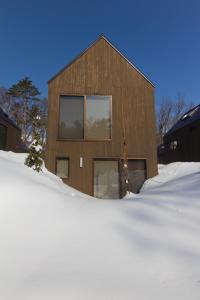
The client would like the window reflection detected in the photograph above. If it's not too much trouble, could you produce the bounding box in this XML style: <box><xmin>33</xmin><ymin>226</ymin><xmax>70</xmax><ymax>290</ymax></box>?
<box><xmin>58</xmin><ymin>95</ymin><xmax>111</xmax><ymax>140</ymax></box>
<box><xmin>94</xmin><ymin>160</ymin><xmax>119</xmax><ymax>199</ymax></box>
<box><xmin>86</xmin><ymin>96</ymin><xmax>111</xmax><ymax>139</ymax></box>
<box><xmin>59</xmin><ymin>96</ymin><xmax>84</xmax><ymax>139</ymax></box>
<box><xmin>128</xmin><ymin>160</ymin><xmax>146</xmax><ymax>193</ymax></box>
<box><xmin>56</xmin><ymin>158</ymin><xmax>69</xmax><ymax>179</ymax></box>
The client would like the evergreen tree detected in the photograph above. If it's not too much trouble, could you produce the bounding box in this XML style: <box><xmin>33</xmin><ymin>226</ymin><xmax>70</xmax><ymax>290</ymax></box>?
<box><xmin>0</xmin><ymin>86</ymin><xmax>15</xmax><ymax>116</ymax></box>
<box><xmin>25</xmin><ymin>106</ymin><xmax>43</xmax><ymax>172</ymax></box>
<box><xmin>8</xmin><ymin>77</ymin><xmax>40</xmax><ymax>144</ymax></box>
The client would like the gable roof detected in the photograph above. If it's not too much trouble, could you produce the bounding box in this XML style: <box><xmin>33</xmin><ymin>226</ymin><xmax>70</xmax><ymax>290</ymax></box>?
<box><xmin>48</xmin><ymin>34</ymin><xmax>155</xmax><ymax>87</ymax></box>
<box><xmin>165</xmin><ymin>104</ymin><xmax>200</xmax><ymax>136</ymax></box>
<box><xmin>0</xmin><ymin>107</ymin><xmax>21</xmax><ymax>130</ymax></box>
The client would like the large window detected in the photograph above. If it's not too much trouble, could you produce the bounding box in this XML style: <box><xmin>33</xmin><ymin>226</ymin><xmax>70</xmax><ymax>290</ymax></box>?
<box><xmin>56</xmin><ymin>158</ymin><xmax>69</xmax><ymax>179</ymax></box>
<box><xmin>0</xmin><ymin>124</ymin><xmax>7</xmax><ymax>150</ymax></box>
<box><xmin>58</xmin><ymin>95</ymin><xmax>111</xmax><ymax>140</ymax></box>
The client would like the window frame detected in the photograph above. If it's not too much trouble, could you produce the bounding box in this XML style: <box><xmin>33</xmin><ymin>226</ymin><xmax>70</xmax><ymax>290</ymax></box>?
<box><xmin>57</xmin><ymin>94</ymin><xmax>112</xmax><ymax>141</ymax></box>
<box><xmin>169</xmin><ymin>140</ymin><xmax>178</xmax><ymax>150</ymax></box>
<box><xmin>92</xmin><ymin>157</ymin><xmax>147</xmax><ymax>198</ymax></box>
<box><xmin>55</xmin><ymin>157</ymin><xmax>70</xmax><ymax>179</ymax></box>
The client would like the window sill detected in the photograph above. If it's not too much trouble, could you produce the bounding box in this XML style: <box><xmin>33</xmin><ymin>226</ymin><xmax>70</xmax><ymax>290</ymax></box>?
<box><xmin>56</xmin><ymin>139</ymin><xmax>112</xmax><ymax>142</ymax></box>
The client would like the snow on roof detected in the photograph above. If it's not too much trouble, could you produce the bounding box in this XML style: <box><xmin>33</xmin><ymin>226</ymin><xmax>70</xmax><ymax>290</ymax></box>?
<box><xmin>0</xmin><ymin>106</ymin><xmax>21</xmax><ymax>130</ymax></box>
<box><xmin>165</xmin><ymin>104</ymin><xmax>200</xmax><ymax>136</ymax></box>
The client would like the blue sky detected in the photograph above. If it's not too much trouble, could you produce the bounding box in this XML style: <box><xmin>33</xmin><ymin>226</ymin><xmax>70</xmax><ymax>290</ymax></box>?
<box><xmin>0</xmin><ymin>0</ymin><xmax>200</xmax><ymax>107</ymax></box>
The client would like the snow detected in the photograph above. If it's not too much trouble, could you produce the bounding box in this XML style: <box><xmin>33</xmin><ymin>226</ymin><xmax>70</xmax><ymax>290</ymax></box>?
<box><xmin>0</xmin><ymin>151</ymin><xmax>200</xmax><ymax>300</ymax></box>
<box><xmin>29</xmin><ymin>139</ymin><xmax>43</xmax><ymax>152</ymax></box>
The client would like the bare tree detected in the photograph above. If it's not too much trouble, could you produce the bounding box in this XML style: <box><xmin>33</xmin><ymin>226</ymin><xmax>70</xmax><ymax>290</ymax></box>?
<box><xmin>172</xmin><ymin>94</ymin><xmax>194</xmax><ymax>124</ymax></box>
<box><xmin>0</xmin><ymin>82</ymin><xmax>47</xmax><ymax>148</ymax></box>
<box><xmin>156</xmin><ymin>98</ymin><xmax>173</xmax><ymax>144</ymax></box>
<box><xmin>36</xmin><ymin>98</ymin><xmax>48</xmax><ymax>148</ymax></box>
<box><xmin>8</xmin><ymin>77</ymin><xmax>40</xmax><ymax>144</ymax></box>
<box><xmin>157</xmin><ymin>95</ymin><xmax>194</xmax><ymax>144</ymax></box>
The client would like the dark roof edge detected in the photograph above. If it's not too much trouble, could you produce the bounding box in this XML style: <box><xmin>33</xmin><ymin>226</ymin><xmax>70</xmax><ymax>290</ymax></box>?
<box><xmin>0</xmin><ymin>109</ymin><xmax>21</xmax><ymax>131</ymax></box>
<box><xmin>102</xmin><ymin>35</ymin><xmax>155</xmax><ymax>87</ymax></box>
<box><xmin>48</xmin><ymin>34</ymin><xmax>155</xmax><ymax>87</ymax></box>
<box><xmin>165</xmin><ymin>104</ymin><xmax>200</xmax><ymax>136</ymax></box>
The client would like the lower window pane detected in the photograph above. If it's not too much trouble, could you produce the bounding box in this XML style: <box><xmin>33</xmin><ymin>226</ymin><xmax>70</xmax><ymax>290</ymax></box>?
<box><xmin>85</xmin><ymin>96</ymin><xmax>111</xmax><ymax>139</ymax></box>
<box><xmin>56</xmin><ymin>158</ymin><xmax>69</xmax><ymax>179</ymax></box>
<box><xmin>128</xmin><ymin>160</ymin><xmax>146</xmax><ymax>193</ymax></box>
<box><xmin>59</xmin><ymin>96</ymin><xmax>84</xmax><ymax>139</ymax></box>
<box><xmin>94</xmin><ymin>160</ymin><xmax>119</xmax><ymax>199</ymax></box>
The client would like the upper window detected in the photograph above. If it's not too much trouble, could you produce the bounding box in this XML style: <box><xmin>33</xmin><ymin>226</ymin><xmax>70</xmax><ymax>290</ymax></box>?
<box><xmin>85</xmin><ymin>96</ymin><xmax>111</xmax><ymax>139</ymax></box>
<box><xmin>58</xmin><ymin>95</ymin><xmax>111</xmax><ymax>140</ymax></box>
<box><xmin>59</xmin><ymin>96</ymin><xmax>84</xmax><ymax>139</ymax></box>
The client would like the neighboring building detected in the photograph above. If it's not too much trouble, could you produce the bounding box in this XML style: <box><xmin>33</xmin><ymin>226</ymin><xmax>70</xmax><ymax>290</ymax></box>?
<box><xmin>0</xmin><ymin>107</ymin><xmax>23</xmax><ymax>152</ymax></box>
<box><xmin>46</xmin><ymin>35</ymin><xmax>157</xmax><ymax>199</ymax></box>
<box><xmin>161</xmin><ymin>104</ymin><xmax>200</xmax><ymax>163</ymax></box>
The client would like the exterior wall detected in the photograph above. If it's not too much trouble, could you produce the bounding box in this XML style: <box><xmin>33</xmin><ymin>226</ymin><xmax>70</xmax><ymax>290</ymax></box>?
<box><xmin>46</xmin><ymin>37</ymin><xmax>157</xmax><ymax>196</ymax></box>
<box><xmin>163</xmin><ymin>120</ymin><xmax>200</xmax><ymax>163</ymax></box>
<box><xmin>0</xmin><ymin>117</ymin><xmax>22</xmax><ymax>152</ymax></box>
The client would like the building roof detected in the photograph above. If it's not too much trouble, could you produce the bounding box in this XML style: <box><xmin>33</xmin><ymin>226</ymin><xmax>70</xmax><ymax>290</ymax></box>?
<box><xmin>48</xmin><ymin>34</ymin><xmax>155</xmax><ymax>87</ymax></box>
<box><xmin>0</xmin><ymin>107</ymin><xmax>21</xmax><ymax>130</ymax></box>
<box><xmin>165</xmin><ymin>104</ymin><xmax>200</xmax><ymax>136</ymax></box>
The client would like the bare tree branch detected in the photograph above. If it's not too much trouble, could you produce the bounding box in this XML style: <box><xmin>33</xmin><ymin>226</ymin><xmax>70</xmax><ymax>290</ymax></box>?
<box><xmin>156</xmin><ymin>95</ymin><xmax>194</xmax><ymax>144</ymax></box>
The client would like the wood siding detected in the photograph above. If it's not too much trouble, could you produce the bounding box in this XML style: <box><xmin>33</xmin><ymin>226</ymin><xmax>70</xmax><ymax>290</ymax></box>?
<box><xmin>0</xmin><ymin>117</ymin><xmax>22</xmax><ymax>152</ymax></box>
<box><xmin>46</xmin><ymin>37</ymin><xmax>157</xmax><ymax>196</ymax></box>
<box><xmin>162</xmin><ymin>120</ymin><xmax>200</xmax><ymax>163</ymax></box>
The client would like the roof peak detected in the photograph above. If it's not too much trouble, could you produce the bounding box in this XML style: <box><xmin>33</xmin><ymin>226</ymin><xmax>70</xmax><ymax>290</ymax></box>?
<box><xmin>99</xmin><ymin>33</ymin><xmax>105</xmax><ymax>38</ymax></box>
<box><xmin>48</xmin><ymin>35</ymin><xmax>155</xmax><ymax>87</ymax></box>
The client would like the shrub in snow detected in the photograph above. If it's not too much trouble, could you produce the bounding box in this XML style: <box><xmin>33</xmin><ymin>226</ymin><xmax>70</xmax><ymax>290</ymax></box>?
<box><xmin>25</xmin><ymin>134</ymin><xmax>43</xmax><ymax>172</ymax></box>
<box><xmin>25</xmin><ymin>112</ymin><xmax>43</xmax><ymax>172</ymax></box>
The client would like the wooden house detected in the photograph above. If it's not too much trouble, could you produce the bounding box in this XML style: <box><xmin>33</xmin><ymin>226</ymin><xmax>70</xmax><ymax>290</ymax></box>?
<box><xmin>0</xmin><ymin>107</ymin><xmax>23</xmax><ymax>152</ymax></box>
<box><xmin>46</xmin><ymin>35</ymin><xmax>157</xmax><ymax>198</ymax></box>
<box><xmin>161</xmin><ymin>104</ymin><xmax>200</xmax><ymax>163</ymax></box>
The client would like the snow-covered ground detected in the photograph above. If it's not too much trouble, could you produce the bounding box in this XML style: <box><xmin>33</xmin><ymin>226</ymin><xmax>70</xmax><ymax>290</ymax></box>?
<box><xmin>0</xmin><ymin>151</ymin><xmax>200</xmax><ymax>300</ymax></box>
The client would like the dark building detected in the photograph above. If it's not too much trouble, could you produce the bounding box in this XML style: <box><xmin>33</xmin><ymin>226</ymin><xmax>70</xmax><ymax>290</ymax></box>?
<box><xmin>0</xmin><ymin>107</ymin><xmax>24</xmax><ymax>152</ymax></box>
<box><xmin>46</xmin><ymin>35</ymin><xmax>157</xmax><ymax>198</ymax></box>
<box><xmin>160</xmin><ymin>104</ymin><xmax>200</xmax><ymax>163</ymax></box>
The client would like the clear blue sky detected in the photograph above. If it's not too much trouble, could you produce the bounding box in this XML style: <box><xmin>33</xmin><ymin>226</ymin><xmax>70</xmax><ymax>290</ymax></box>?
<box><xmin>1</xmin><ymin>0</ymin><xmax>200</xmax><ymax>107</ymax></box>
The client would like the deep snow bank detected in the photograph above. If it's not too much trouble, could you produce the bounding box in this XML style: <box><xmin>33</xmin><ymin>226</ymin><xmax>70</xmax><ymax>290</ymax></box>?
<box><xmin>0</xmin><ymin>151</ymin><xmax>200</xmax><ymax>300</ymax></box>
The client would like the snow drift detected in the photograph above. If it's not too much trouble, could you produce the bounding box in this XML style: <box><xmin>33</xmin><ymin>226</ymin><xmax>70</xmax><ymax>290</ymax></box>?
<box><xmin>0</xmin><ymin>151</ymin><xmax>200</xmax><ymax>300</ymax></box>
